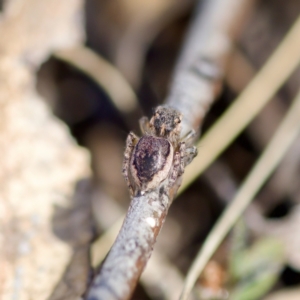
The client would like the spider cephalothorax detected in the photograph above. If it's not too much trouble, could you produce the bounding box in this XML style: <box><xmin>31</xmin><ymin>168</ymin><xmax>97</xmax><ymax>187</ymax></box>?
<box><xmin>123</xmin><ymin>106</ymin><xmax>197</xmax><ymax>196</ymax></box>
<box><xmin>149</xmin><ymin>106</ymin><xmax>182</xmax><ymax>142</ymax></box>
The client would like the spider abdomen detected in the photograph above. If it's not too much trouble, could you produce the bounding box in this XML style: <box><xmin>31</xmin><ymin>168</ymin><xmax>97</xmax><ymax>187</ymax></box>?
<box><xmin>130</xmin><ymin>136</ymin><xmax>174</xmax><ymax>193</ymax></box>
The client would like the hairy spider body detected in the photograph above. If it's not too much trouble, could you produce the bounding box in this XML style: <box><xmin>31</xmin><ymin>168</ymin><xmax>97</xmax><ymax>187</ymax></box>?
<box><xmin>123</xmin><ymin>106</ymin><xmax>197</xmax><ymax>196</ymax></box>
<box><xmin>130</xmin><ymin>136</ymin><xmax>174</xmax><ymax>193</ymax></box>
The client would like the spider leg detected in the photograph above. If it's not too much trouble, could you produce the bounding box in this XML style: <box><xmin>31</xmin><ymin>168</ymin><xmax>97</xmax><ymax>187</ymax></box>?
<box><xmin>179</xmin><ymin>142</ymin><xmax>185</xmax><ymax>175</ymax></box>
<box><xmin>184</xmin><ymin>146</ymin><xmax>198</xmax><ymax>166</ymax></box>
<box><xmin>169</xmin><ymin>142</ymin><xmax>185</xmax><ymax>188</ymax></box>
<box><xmin>181</xmin><ymin>129</ymin><xmax>197</xmax><ymax>146</ymax></box>
<box><xmin>122</xmin><ymin>132</ymin><xmax>139</xmax><ymax>195</ymax></box>
<box><xmin>139</xmin><ymin>116</ymin><xmax>151</xmax><ymax>135</ymax></box>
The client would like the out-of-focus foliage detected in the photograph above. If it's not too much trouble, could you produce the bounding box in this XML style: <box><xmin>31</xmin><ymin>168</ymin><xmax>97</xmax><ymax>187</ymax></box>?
<box><xmin>229</xmin><ymin>221</ymin><xmax>285</xmax><ymax>300</ymax></box>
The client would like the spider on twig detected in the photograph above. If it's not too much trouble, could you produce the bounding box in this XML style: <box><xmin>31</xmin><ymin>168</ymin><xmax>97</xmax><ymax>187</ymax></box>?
<box><xmin>122</xmin><ymin>106</ymin><xmax>197</xmax><ymax>196</ymax></box>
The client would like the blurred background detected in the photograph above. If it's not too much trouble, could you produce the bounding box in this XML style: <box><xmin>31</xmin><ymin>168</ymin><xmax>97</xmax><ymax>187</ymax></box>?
<box><xmin>2</xmin><ymin>0</ymin><xmax>300</xmax><ymax>299</ymax></box>
<box><xmin>37</xmin><ymin>0</ymin><xmax>300</xmax><ymax>299</ymax></box>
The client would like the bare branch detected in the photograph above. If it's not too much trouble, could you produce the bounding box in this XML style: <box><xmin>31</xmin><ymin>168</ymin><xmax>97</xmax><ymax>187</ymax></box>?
<box><xmin>90</xmin><ymin>189</ymin><xmax>186</xmax><ymax>300</ymax></box>
<box><xmin>86</xmin><ymin>185</ymin><xmax>179</xmax><ymax>300</ymax></box>
<box><xmin>166</xmin><ymin>0</ymin><xmax>254</xmax><ymax>135</ymax></box>
<box><xmin>179</xmin><ymin>13</ymin><xmax>300</xmax><ymax>194</ymax></box>
<box><xmin>86</xmin><ymin>0</ymin><xmax>253</xmax><ymax>299</ymax></box>
<box><xmin>180</xmin><ymin>15</ymin><xmax>300</xmax><ymax>299</ymax></box>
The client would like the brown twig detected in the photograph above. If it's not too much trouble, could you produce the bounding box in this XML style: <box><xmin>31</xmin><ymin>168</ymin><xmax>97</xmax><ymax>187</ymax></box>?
<box><xmin>86</xmin><ymin>187</ymin><xmax>179</xmax><ymax>300</ymax></box>
<box><xmin>166</xmin><ymin>0</ymin><xmax>254</xmax><ymax>135</ymax></box>
<box><xmin>86</xmin><ymin>0</ymin><xmax>253</xmax><ymax>299</ymax></box>
<box><xmin>90</xmin><ymin>189</ymin><xmax>187</xmax><ymax>300</ymax></box>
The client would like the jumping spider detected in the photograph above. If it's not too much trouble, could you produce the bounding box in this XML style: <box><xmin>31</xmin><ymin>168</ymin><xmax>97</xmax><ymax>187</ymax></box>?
<box><xmin>122</xmin><ymin>106</ymin><xmax>197</xmax><ymax>196</ymax></box>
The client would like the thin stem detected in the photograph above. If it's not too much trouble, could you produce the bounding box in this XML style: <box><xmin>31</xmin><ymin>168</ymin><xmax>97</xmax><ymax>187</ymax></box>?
<box><xmin>179</xmin><ymin>14</ymin><xmax>300</xmax><ymax>194</ymax></box>
<box><xmin>86</xmin><ymin>0</ymin><xmax>253</xmax><ymax>298</ymax></box>
<box><xmin>166</xmin><ymin>0</ymin><xmax>254</xmax><ymax>135</ymax></box>
<box><xmin>54</xmin><ymin>46</ymin><xmax>140</xmax><ymax>129</ymax></box>
<box><xmin>180</xmin><ymin>84</ymin><xmax>300</xmax><ymax>300</ymax></box>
